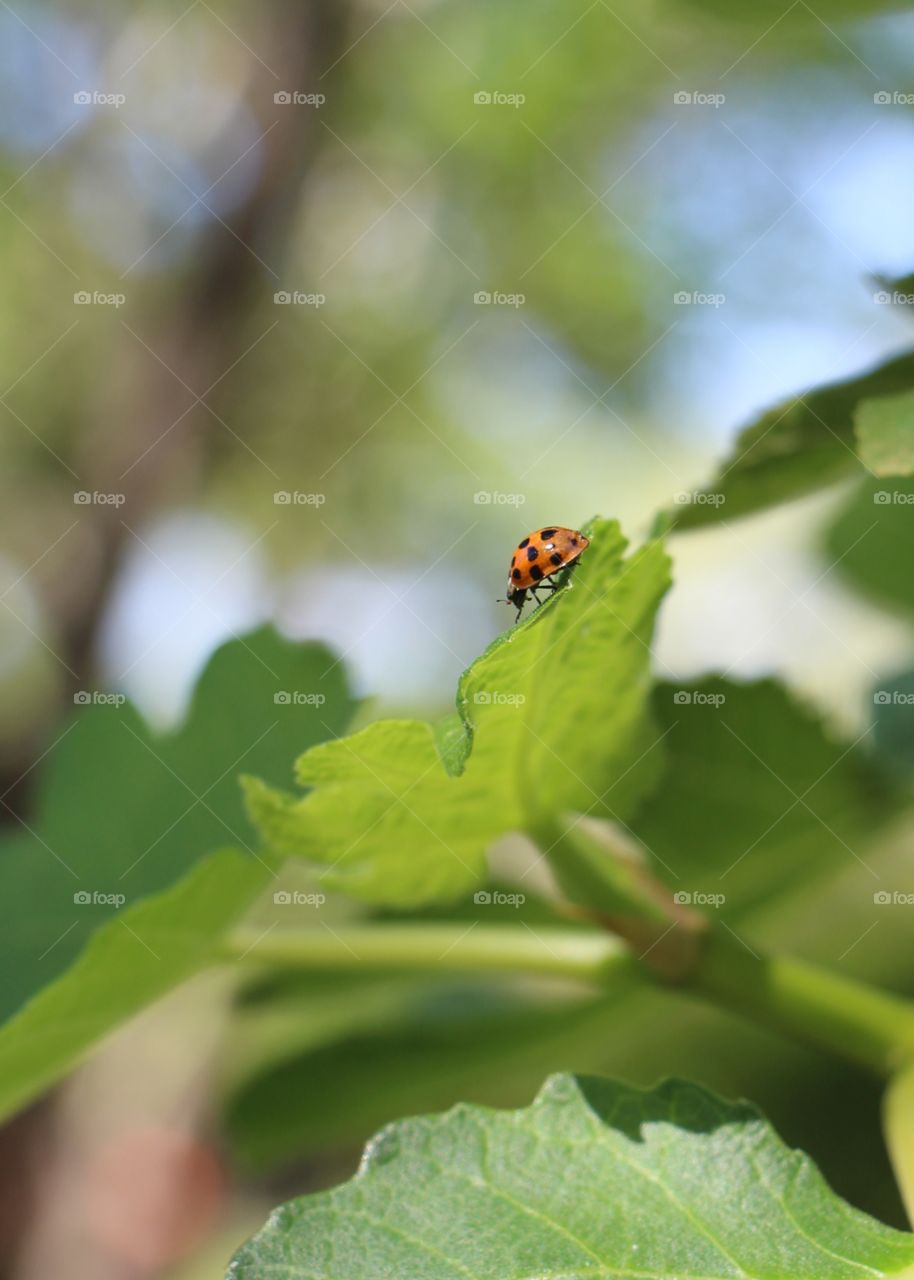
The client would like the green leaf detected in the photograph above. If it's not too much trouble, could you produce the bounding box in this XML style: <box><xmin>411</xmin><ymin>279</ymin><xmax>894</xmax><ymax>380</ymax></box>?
<box><xmin>0</xmin><ymin>627</ymin><xmax>356</xmax><ymax>1020</ymax></box>
<box><xmin>226</xmin><ymin>1073</ymin><xmax>914</xmax><ymax>1280</ymax></box>
<box><xmin>825</xmin><ymin>476</ymin><xmax>914</xmax><ymax>614</ymax></box>
<box><xmin>242</xmin><ymin>719</ymin><xmax>497</xmax><ymax>905</ymax></box>
<box><xmin>872</xmin><ymin>671</ymin><xmax>914</xmax><ymax>777</ymax></box>
<box><xmin>228</xmin><ymin>674</ymin><xmax>906</xmax><ymax>1173</ymax></box>
<box><xmin>458</xmin><ymin>530</ymin><xmax>671</xmax><ymax>823</ymax></box>
<box><xmin>245</xmin><ymin>520</ymin><xmax>672</xmax><ymax>906</ymax></box>
<box><xmin>0</xmin><ymin>848</ymin><xmax>270</xmax><ymax>1122</ymax></box>
<box><xmin>856</xmin><ymin>390</ymin><xmax>914</xmax><ymax>477</ymax></box>
<box><xmin>0</xmin><ymin>628</ymin><xmax>357</xmax><ymax>1117</ymax></box>
<box><xmin>630</xmin><ymin>678</ymin><xmax>897</xmax><ymax>916</ymax></box>
<box><xmin>673</xmin><ymin>350</ymin><xmax>914</xmax><ymax>529</ymax></box>
<box><xmin>224</xmin><ymin>987</ymin><xmax>624</xmax><ymax>1168</ymax></box>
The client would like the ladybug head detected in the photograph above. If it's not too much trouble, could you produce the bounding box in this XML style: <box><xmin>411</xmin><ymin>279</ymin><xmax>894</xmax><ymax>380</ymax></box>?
<box><xmin>504</xmin><ymin>585</ymin><xmax>527</xmax><ymax>618</ymax></box>
<box><xmin>496</xmin><ymin>586</ymin><xmax>528</xmax><ymax>624</ymax></box>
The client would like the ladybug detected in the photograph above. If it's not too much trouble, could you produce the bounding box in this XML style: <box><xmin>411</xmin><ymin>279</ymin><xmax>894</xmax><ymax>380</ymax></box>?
<box><xmin>502</xmin><ymin>526</ymin><xmax>590</xmax><ymax>622</ymax></box>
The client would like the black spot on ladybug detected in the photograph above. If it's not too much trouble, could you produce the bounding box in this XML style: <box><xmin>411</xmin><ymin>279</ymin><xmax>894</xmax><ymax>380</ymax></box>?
<box><xmin>526</xmin><ymin>546</ymin><xmax>539</xmax><ymax>562</ymax></box>
<box><xmin>518</xmin><ymin>537</ymin><xmax>530</xmax><ymax>549</ymax></box>
<box><xmin>571</xmin><ymin>537</ymin><xmax>578</xmax><ymax>546</ymax></box>
<box><xmin>530</xmin><ymin>565</ymin><xmax>544</xmax><ymax>581</ymax></box>
<box><xmin>540</xmin><ymin>528</ymin><xmax>556</xmax><ymax>540</ymax></box>
<box><xmin>550</xmin><ymin>552</ymin><xmax>563</xmax><ymax>565</ymax></box>
<box><xmin>511</xmin><ymin>568</ymin><xmax>521</xmax><ymax>581</ymax></box>
<box><xmin>510</xmin><ymin>555</ymin><xmax>516</xmax><ymax>567</ymax></box>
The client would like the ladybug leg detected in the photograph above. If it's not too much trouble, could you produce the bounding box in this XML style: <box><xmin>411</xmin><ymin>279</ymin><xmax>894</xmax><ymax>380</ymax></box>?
<box><xmin>530</xmin><ymin>582</ymin><xmax>559</xmax><ymax>611</ymax></box>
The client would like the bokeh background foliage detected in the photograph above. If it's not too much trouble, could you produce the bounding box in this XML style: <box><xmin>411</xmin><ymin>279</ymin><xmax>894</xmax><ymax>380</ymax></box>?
<box><xmin>6</xmin><ymin>0</ymin><xmax>914</xmax><ymax>1275</ymax></box>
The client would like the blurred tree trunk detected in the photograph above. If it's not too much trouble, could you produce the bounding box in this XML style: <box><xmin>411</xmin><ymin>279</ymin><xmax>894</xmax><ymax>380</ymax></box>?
<box><xmin>1</xmin><ymin>0</ymin><xmax>351</xmax><ymax>822</ymax></box>
<box><xmin>68</xmin><ymin>0</ymin><xmax>350</xmax><ymax>684</ymax></box>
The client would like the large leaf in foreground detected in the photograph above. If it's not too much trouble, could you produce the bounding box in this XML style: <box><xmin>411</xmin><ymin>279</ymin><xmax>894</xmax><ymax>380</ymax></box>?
<box><xmin>673</xmin><ymin>349</ymin><xmax>914</xmax><ymax>529</ymax></box>
<box><xmin>245</xmin><ymin>520</ymin><xmax>671</xmax><ymax>905</ymax></box>
<box><xmin>0</xmin><ymin>849</ymin><xmax>269</xmax><ymax>1121</ymax></box>
<box><xmin>227</xmin><ymin>1073</ymin><xmax>914</xmax><ymax>1280</ymax></box>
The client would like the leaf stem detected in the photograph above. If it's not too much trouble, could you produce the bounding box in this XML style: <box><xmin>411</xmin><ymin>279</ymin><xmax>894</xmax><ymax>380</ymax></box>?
<box><xmin>224</xmin><ymin>922</ymin><xmax>638</xmax><ymax>985</ymax></box>
<box><xmin>533</xmin><ymin>817</ymin><xmax>914</xmax><ymax>1075</ymax></box>
<box><xmin>689</xmin><ymin>928</ymin><xmax>914</xmax><ymax>1078</ymax></box>
<box><xmin>225</xmin><ymin>917</ymin><xmax>914</xmax><ymax>1078</ymax></box>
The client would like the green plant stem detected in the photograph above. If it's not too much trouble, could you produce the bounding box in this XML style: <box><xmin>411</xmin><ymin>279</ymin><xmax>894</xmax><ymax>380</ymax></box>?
<box><xmin>225</xmin><ymin>918</ymin><xmax>914</xmax><ymax>1078</ymax></box>
<box><xmin>224</xmin><ymin>922</ymin><xmax>638</xmax><ymax>984</ymax></box>
<box><xmin>884</xmin><ymin>1064</ymin><xmax>914</xmax><ymax>1227</ymax></box>
<box><xmin>534</xmin><ymin>816</ymin><xmax>914</xmax><ymax>1074</ymax></box>
<box><xmin>690</xmin><ymin>928</ymin><xmax>914</xmax><ymax>1078</ymax></box>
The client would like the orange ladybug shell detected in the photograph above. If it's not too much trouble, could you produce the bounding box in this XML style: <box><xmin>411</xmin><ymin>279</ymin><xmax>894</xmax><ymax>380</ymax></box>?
<box><xmin>508</xmin><ymin>527</ymin><xmax>589</xmax><ymax>591</ymax></box>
